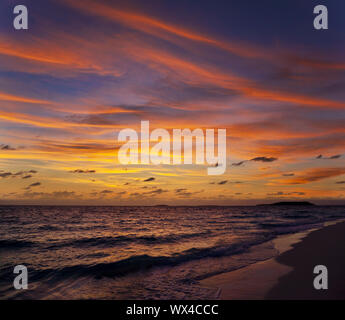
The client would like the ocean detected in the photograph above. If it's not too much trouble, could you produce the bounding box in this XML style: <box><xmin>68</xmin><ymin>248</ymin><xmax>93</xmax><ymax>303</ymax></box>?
<box><xmin>0</xmin><ymin>205</ymin><xmax>344</xmax><ymax>299</ymax></box>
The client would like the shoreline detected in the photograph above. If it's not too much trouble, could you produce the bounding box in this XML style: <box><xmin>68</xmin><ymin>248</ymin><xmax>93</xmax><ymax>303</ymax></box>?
<box><xmin>200</xmin><ymin>219</ymin><xmax>345</xmax><ymax>300</ymax></box>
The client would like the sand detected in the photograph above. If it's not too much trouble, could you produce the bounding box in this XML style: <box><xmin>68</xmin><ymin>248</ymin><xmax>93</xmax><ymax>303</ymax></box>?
<box><xmin>200</xmin><ymin>220</ymin><xmax>345</xmax><ymax>300</ymax></box>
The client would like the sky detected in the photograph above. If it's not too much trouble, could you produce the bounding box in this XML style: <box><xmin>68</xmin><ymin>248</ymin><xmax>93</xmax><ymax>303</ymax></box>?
<box><xmin>0</xmin><ymin>0</ymin><xmax>344</xmax><ymax>205</ymax></box>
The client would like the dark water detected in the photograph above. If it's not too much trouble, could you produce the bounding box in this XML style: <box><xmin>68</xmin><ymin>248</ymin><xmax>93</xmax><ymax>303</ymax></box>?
<box><xmin>0</xmin><ymin>205</ymin><xmax>344</xmax><ymax>299</ymax></box>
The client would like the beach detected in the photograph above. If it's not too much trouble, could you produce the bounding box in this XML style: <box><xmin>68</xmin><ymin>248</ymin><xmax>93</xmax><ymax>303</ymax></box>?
<box><xmin>200</xmin><ymin>220</ymin><xmax>345</xmax><ymax>300</ymax></box>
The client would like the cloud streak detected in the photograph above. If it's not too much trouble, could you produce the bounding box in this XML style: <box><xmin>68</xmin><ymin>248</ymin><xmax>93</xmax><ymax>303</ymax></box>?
<box><xmin>283</xmin><ymin>168</ymin><xmax>345</xmax><ymax>185</ymax></box>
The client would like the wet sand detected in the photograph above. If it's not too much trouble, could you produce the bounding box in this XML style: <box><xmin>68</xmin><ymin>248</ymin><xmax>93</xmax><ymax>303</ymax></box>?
<box><xmin>200</xmin><ymin>220</ymin><xmax>345</xmax><ymax>300</ymax></box>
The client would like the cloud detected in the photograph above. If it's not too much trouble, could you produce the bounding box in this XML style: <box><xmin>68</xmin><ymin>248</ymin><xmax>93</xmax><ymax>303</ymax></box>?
<box><xmin>316</xmin><ymin>154</ymin><xmax>342</xmax><ymax>160</ymax></box>
<box><xmin>0</xmin><ymin>172</ymin><xmax>12</xmax><ymax>178</ymax></box>
<box><xmin>282</xmin><ymin>173</ymin><xmax>294</xmax><ymax>176</ymax></box>
<box><xmin>175</xmin><ymin>189</ymin><xmax>204</xmax><ymax>198</ymax></box>
<box><xmin>253</xmin><ymin>133</ymin><xmax>345</xmax><ymax>158</ymax></box>
<box><xmin>144</xmin><ymin>188</ymin><xmax>167</xmax><ymax>195</ymax></box>
<box><xmin>211</xmin><ymin>180</ymin><xmax>242</xmax><ymax>184</ymax></box>
<box><xmin>329</xmin><ymin>155</ymin><xmax>342</xmax><ymax>159</ymax></box>
<box><xmin>284</xmin><ymin>168</ymin><xmax>345</xmax><ymax>185</ymax></box>
<box><xmin>21</xmin><ymin>191</ymin><xmax>77</xmax><ymax>199</ymax></box>
<box><xmin>100</xmin><ymin>190</ymin><xmax>113</xmax><ymax>194</ymax></box>
<box><xmin>232</xmin><ymin>156</ymin><xmax>277</xmax><ymax>167</ymax></box>
<box><xmin>267</xmin><ymin>191</ymin><xmax>284</xmax><ymax>196</ymax></box>
<box><xmin>25</xmin><ymin>182</ymin><xmax>41</xmax><ymax>190</ymax></box>
<box><xmin>232</xmin><ymin>161</ymin><xmax>245</xmax><ymax>166</ymax></box>
<box><xmin>52</xmin><ymin>191</ymin><xmax>76</xmax><ymax>198</ymax></box>
<box><xmin>1</xmin><ymin>144</ymin><xmax>16</xmax><ymax>150</ymax></box>
<box><xmin>335</xmin><ymin>181</ymin><xmax>345</xmax><ymax>184</ymax></box>
<box><xmin>29</xmin><ymin>182</ymin><xmax>41</xmax><ymax>187</ymax></box>
<box><xmin>143</xmin><ymin>177</ymin><xmax>155</xmax><ymax>182</ymax></box>
<box><xmin>0</xmin><ymin>170</ymin><xmax>37</xmax><ymax>179</ymax></box>
<box><xmin>289</xmin><ymin>57</ymin><xmax>345</xmax><ymax>71</ymax></box>
<box><xmin>13</xmin><ymin>171</ymin><xmax>24</xmax><ymax>176</ymax></box>
<box><xmin>128</xmin><ymin>188</ymin><xmax>168</xmax><ymax>197</ymax></box>
<box><xmin>267</xmin><ymin>191</ymin><xmax>305</xmax><ymax>196</ymax></box>
<box><xmin>89</xmin><ymin>190</ymin><xmax>115</xmax><ymax>196</ymax></box>
<box><xmin>64</xmin><ymin>0</ymin><xmax>271</xmax><ymax>61</ymax></box>
<box><xmin>70</xmin><ymin>169</ymin><xmax>96</xmax><ymax>173</ymax></box>
<box><xmin>250</xmin><ymin>156</ymin><xmax>278</xmax><ymax>163</ymax></box>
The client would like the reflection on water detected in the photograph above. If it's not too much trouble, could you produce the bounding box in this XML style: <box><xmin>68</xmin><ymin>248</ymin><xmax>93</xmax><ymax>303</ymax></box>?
<box><xmin>0</xmin><ymin>205</ymin><xmax>344</xmax><ymax>299</ymax></box>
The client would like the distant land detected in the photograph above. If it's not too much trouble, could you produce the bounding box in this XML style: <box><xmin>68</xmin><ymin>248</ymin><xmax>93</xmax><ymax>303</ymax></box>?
<box><xmin>257</xmin><ymin>201</ymin><xmax>316</xmax><ymax>206</ymax></box>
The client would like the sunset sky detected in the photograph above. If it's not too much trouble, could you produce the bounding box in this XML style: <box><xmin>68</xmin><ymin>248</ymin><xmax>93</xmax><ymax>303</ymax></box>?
<box><xmin>0</xmin><ymin>0</ymin><xmax>344</xmax><ymax>205</ymax></box>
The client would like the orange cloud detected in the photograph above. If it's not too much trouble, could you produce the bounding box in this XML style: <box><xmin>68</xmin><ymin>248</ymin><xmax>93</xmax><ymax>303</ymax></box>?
<box><xmin>283</xmin><ymin>167</ymin><xmax>345</xmax><ymax>185</ymax></box>
<box><xmin>0</xmin><ymin>33</ymin><xmax>124</xmax><ymax>77</ymax></box>
<box><xmin>291</xmin><ymin>57</ymin><xmax>345</xmax><ymax>71</ymax></box>
<box><xmin>0</xmin><ymin>110</ymin><xmax>128</xmax><ymax>131</ymax></box>
<box><xmin>122</xmin><ymin>42</ymin><xmax>345</xmax><ymax>110</ymax></box>
<box><xmin>63</xmin><ymin>0</ymin><xmax>271</xmax><ymax>60</ymax></box>
<box><xmin>241</xmin><ymin>87</ymin><xmax>345</xmax><ymax>109</ymax></box>
<box><xmin>0</xmin><ymin>92</ymin><xmax>51</xmax><ymax>105</ymax></box>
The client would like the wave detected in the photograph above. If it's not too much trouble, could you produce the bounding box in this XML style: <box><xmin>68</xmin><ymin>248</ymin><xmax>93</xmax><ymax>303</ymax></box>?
<box><xmin>46</xmin><ymin>231</ymin><xmax>211</xmax><ymax>249</ymax></box>
<box><xmin>24</xmin><ymin>235</ymin><xmax>274</xmax><ymax>281</ymax></box>
<box><xmin>38</xmin><ymin>225</ymin><xmax>60</xmax><ymax>231</ymax></box>
<box><xmin>259</xmin><ymin>220</ymin><xmax>317</xmax><ymax>228</ymax></box>
<box><xmin>0</xmin><ymin>239</ymin><xmax>35</xmax><ymax>249</ymax></box>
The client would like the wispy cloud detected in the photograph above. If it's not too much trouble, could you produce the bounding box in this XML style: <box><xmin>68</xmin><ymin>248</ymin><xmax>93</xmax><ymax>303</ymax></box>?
<box><xmin>232</xmin><ymin>161</ymin><xmax>245</xmax><ymax>166</ymax></box>
<box><xmin>0</xmin><ymin>170</ymin><xmax>37</xmax><ymax>179</ymax></box>
<box><xmin>25</xmin><ymin>182</ymin><xmax>41</xmax><ymax>190</ymax></box>
<box><xmin>316</xmin><ymin>154</ymin><xmax>342</xmax><ymax>160</ymax></box>
<box><xmin>0</xmin><ymin>144</ymin><xmax>16</xmax><ymax>150</ymax></box>
<box><xmin>283</xmin><ymin>168</ymin><xmax>345</xmax><ymax>185</ymax></box>
<box><xmin>250</xmin><ymin>156</ymin><xmax>278</xmax><ymax>163</ymax></box>
<box><xmin>267</xmin><ymin>191</ymin><xmax>305</xmax><ymax>196</ymax></box>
